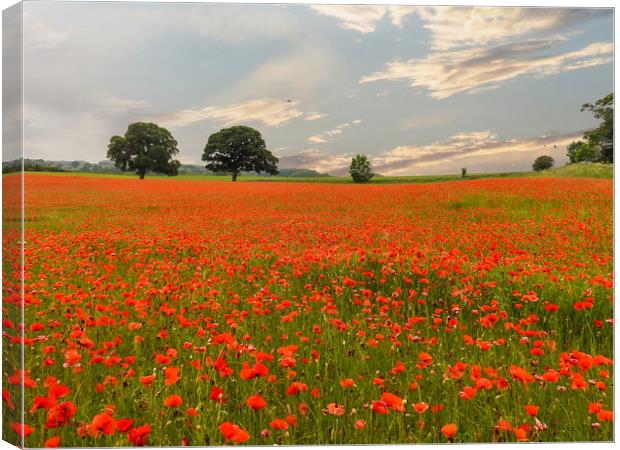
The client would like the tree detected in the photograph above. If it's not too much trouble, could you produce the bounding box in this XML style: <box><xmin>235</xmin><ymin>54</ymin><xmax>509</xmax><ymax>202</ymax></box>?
<box><xmin>567</xmin><ymin>93</ymin><xmax>613</xmax><ymax>163</ymax></box>
<box><xmin>567</xmin><ymin>141</ymin><xmax>600</xmax><ymax>163</ymax></box>
<box><xmin>581</xmin><ymin>93</ymin><xmax>613</xmax><ymax>162</ymax></box>
<box><xmin>349</xmin><ymin>154</ymin><xmax>374</xmax><ymax>183</ymax></box>
<box><xmin>107</xmin><ymin>122</ymin><xmax>180</xmax><ymax>179</ymax></box>
<box><xmin>532</xmin><ymin>155</ymin><xmax>554</xmax><ymax>171</ymax></box>
<box><xmin>202</xmin><ymin>126</ymin><xmax>278</xmax><ymax>181</ymax></box>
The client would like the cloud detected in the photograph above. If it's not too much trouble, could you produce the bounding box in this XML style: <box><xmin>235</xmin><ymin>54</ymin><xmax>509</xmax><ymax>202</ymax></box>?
<box><xmin>372</xmin><ymin>130</ymin><xmax>581</xmax><ymax>175</ymax></box>
<box><xmin>398</xmin><ymin>111</ymin><xmax>456</xmax><ymax>131</ymax></box>
<box><xmin>309</xmin><ymin>5</ymin><xmax>416</xmax><ymax>34</ymax></box>
<box><xmin>228</xmin><ymin>44</ymin><xmax>335</xmax><ymax>101</ymax></box>
<box><xmin>277</xmin><ymin>148</ymin><xmax>353</xmax><ymax>173</ymax></box>
<box><xmin>80</xmin><ymin>93</ymin><xmax>153</xmax><ymax>114</ymax></box>
<box><xmin>360</xmin><ymin>40</ymin><xmax>613</xmax><ymax>98</ymax></box>
<box><xmin>155</xmin><ymin>98</ymin><xmax>305</xmax><ymax>129</ymax></box>
<box><xmin>278</xmin><ymin>130</ymin><xmax>581</xmax><ymax>176</ymax></box>
<box><xmin>305</xmin><ymin>112</ymin><xmax>327</xmax><ymax>121</ymax></box>
<box><xmin>308</xmin><ymin>120</ymin><xmax>362</xmax><ymax>144</ymax></box>
<box><xmin>415</xmin><ymin>7</ymin><xmax>605</xmax><ymax>50</ymax></box>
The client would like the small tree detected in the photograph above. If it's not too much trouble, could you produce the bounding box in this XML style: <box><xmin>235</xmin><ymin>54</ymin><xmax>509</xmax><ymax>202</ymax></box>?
<box><xmin>107</xmin><ymin>122</ymin><xmax>180</xmax><ymax>179</ymax></box>
<box><xmin>532</xmin><ymin>155</ymin><xmax>554</xmax><ymax>171</ymax></box>
<box><xmin>349</xmin><ymin>154</ymin><xmax>374</xmax><ymax>183</ymax></box>
<box><xmin>202</xmin><ymin>126</ymin><xmax>278</xmax><ymax>181</ymax></box>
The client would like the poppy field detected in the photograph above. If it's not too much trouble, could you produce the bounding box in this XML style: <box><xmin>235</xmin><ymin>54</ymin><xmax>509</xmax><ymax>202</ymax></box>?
<box><xmin>2</xmin><ymin>173</ymin><xmax>614</xmax><ymax>446</ymax></box>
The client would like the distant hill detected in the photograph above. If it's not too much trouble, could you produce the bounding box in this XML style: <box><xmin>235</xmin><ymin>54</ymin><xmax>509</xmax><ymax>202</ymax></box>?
<box><xmin>2</xmin><ymin>158</ymin><xmax>330</xmax><ymax>178</ymax></box>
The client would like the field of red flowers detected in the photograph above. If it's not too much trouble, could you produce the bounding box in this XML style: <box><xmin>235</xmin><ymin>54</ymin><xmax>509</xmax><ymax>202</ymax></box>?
<box><xmin>2</xmin><ymin>173</ymin><xmax>613</xmax><ymax>446</ymax></box>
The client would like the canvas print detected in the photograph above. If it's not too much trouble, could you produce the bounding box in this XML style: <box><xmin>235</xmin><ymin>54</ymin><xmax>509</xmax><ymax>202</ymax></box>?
<box><xmin>1</xmin><ymin>2</ymin><xmax>614</xmax><ymax>447</ymax></box>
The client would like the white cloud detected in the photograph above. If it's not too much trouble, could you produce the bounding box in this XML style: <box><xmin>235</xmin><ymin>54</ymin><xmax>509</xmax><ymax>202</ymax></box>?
<box><xmin>308</xmin><ymin>120</ymin><xmax>362</xmax><ymax>144</ymax></box>
<box><xmin>309</xmin><ymin>5</ymin><xmax>416</xmax><ymax>34</ymax></box>
<box><xmin>156</xmin><ymin>98</ymin><xmax>305</xmax><ymax>129</ymax></box>
<box><xmin>305</xmin><ymin>112</ymin><xmax>327</xmax><ymax>121</ymax></box>
<box><xmin>415</xmin><ymin>7</ymin><xmax>600</xmax><ymax>50</ymax></box>
<box><xmin>360</xmin><ymin>40</ymin><xmax>613</xmax><ymax>98</ymax></box>
<box><xmin>80</xmin><ymin>93</ymin><xmax>153</xmax><ymax>114</ymax></box>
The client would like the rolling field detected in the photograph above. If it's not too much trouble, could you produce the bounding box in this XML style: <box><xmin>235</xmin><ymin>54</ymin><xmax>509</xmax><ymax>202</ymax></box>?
<box><xmin>2</xmin><ymin>172</ymin><xmax>613</xmax><ymax>446</ymax></box>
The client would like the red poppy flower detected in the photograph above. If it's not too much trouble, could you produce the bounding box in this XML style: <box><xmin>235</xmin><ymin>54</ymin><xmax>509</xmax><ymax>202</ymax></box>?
<box><xmin>246</xmin><ymin>394</ymin><xmax>267</xmax><ymax>411</ymax></box>
<box><xmin>270</xmin><ymin>418</ymin><xmax>289</xmax><ymax>430</ymax></box>
<box><xmin>413</xmin><ymin>402</ymin><xmax>429</xmax><ymax>414</ymax></box>
<box><xmin>128</xmin><ymin>424</ymin><xmax>152</xmax><ymax>446</ymax></box>
<box><xmin>164</xmin><ymin>367</ymin><xmax>180</xmax><ymax>386</ymax></box>
<box><xmin>524</xmin><ymin>405</ymin><xmax>539</xmax><ymax>416</ymax></box>
<box><xmin>440</xmin><ymin>423</ymin><xmax>457</xmax><ymax>439</ymax></box>
<box><xmin>44</xmin><ymin>436</ymin><xmax>61</xmax><ymax>448</ymax></box>
<box><xmin>219</xmin><ymin>422</ymin><xmax>250</xmax><ymax>444</ymax></box>
<box><xmin>164</xmin><ymin>395</ymin><xmax>183</xmax><ymax>408</ymax></box>
<box><xmin>91</xmin><ymin>413</ymin><xmax>116</xmax><ymax>435</ymax></box>
<box><xmin>11</xmin><ymin>423</ymin><xmax>34</xmax><ymax>437</ymax></box>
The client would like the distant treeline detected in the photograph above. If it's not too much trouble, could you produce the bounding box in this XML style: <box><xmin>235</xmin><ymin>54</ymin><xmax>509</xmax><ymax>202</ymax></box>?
<box><xmin>2</xmin><ymin>159</ymin><xmax>329</xmax><ymax>178</ymax></box>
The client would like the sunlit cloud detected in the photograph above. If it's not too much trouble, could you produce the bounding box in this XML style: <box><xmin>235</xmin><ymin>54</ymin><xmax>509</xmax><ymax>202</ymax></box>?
<box><xmin>277</xmin><ymin>148</ymin><xmax>353</xmax><ymax>174</ymax></box>
<box><xmin>279</xmin><ymin>130</ymin><xmax>582</xmax><ymax>176</ymax></box>
<box><xmin>415</xmin><ymin>7</ymin><xmax>603</xmax><ymax>50</ymax></box>
<box><xmin>360</xmin><ymin>40</ymin><xmax>613</xmax><ymax>98</ymax></box>
<box><xmin>372</xmin><ymin>130</ymin><xmax>582</xmax><ymax>175</ymax></box>
<box><xmin>305</xmin><ymin>112</ymin><xmax>327</xmax><ymax>121</ymax></box>
<box><xmin>80</xmin><ymin>93</ymin><xmax>153</xmax><ymax>114</ymax></box>
<box><xmin>309</xmin><ymin>5</ymin><xmax>416</xmax><ymax>34</ymax></box>
<box><xmin>308</xmin><ymin>119</ymin><xmax>362</xmax><ymax>144</ymax></box>
<box><xmin>156</xmin><ymin>98</ymin><xmax>305</xmax><ymax>129</ymax></box>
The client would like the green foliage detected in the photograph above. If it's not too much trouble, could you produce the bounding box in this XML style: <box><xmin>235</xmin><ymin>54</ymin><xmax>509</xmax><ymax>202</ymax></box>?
<box><xmin>567</xmin><ymin>141</ymin><xmax>601</xmax><ymax>163</ymax></box>
<box><xmin>202</xmin><ymin>125</ymin><xmax>278</xmax><ymax>181</ymax></box>
<box><xmin>277</xmin><ymin>168</ymin><xmax>329</xmax><ymax>177</ymax></box>
<box><xmin>3</xmin><ymin>159</ymin><xmax>68</xmax><ymax>173</ymax></box>
<box><xmin>537</xmin><ymin>162</ymin><xmax>613</xmax><ymax>179</ymax></box>
<box><xmin>349</xmin><ymin>154</ymin><xmax>374</xmax><ymax>183</ymax></box>
<box><xmin>568</xmin><ymin>93</ymin><xmax>613</xmax><ymax>163</ymax></box>
<box><xmin>532</xmin><ymin>155</ymin><xmax>554</xmax><ymax>171</ymax></box>
<box><xmin>107</xmin><ymin>122</ymin><xmax>181</xmax><ymax>179</ymax></box>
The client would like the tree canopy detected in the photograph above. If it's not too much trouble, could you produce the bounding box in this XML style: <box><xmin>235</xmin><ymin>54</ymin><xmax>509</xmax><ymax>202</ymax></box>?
<box><xmin>532</xmin><ymin>155</ymin><xmax>554</xmax><ymax>171</ymax></box>
<box><xmin>349</xmin><ymin>154</ymin><xmax>374</xmax><ymax>183</ymax></box>
<box><xmin>568</xmin><ymin>93</ymin><xmax>613</xmax><ymax>163</ymax></box>
<box><xmin>202</xmin><ymin>126</ymin><xmax>278</xmax><ymax>181</ymax></box>
<box><xmin>107</xmin><ymin>122</ymin><xmax>181</xmax><ymax>179</ymax></box>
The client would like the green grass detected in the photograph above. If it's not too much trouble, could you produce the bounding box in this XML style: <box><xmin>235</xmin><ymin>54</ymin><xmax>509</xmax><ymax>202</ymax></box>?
<box><xmin>537</xmin><ymin>162</ymin><xmax>613</xmax><ymax>179</ymax></box>
<box><xmin>14</xmin><ymin>162</ymin><xmax>613</xmax><ymax>183</ymax></box>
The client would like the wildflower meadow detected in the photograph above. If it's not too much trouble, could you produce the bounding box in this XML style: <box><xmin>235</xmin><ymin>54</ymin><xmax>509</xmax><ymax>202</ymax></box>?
<box><xmin>1</xmin><ymin>173</ymin><xmax>613</xmax><ymax>446</ymax></box>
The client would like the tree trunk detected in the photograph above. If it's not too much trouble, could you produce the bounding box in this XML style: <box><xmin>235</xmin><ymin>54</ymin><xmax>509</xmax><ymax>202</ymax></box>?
<box><xmin>139</xmin><ymin>172</ymin><xmax>145</xmax><ymax>179</ymax></box>
<box><xmin>232</xmin><ymin>171</ymin><xmax>238</xmax><ymax>182</ymax></box>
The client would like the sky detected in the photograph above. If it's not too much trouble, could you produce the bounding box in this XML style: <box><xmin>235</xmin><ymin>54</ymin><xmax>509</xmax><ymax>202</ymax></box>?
<box><xmin>5</xmin><ymin>3</ymin><xmax>614</xmax><ymax>175</ymax></box>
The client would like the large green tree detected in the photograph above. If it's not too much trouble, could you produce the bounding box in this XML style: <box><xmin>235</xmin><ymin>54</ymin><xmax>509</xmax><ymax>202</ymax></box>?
<box><xmin>107</xmin><ymin>122</ymin><xmax>181</xmax><ymax>179</ymax></box>
<box><xmin>202</xmin><ymin>126</ymin><xmax>278</xmax><ymax>181</ymax></box>
<box><xmin>581</xmin><ymin>93</ymin><xmax>613</xmax><ymax>162</ymax></box>
<box><xmin>567</xmin><ymin>141</ymin><xmax>600</xmax><ymax>163</ymax></box>
<box><xmin>567</xmin><ymin>93</ymin><xmax>613</xmax><ymax>163</ymax></box>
